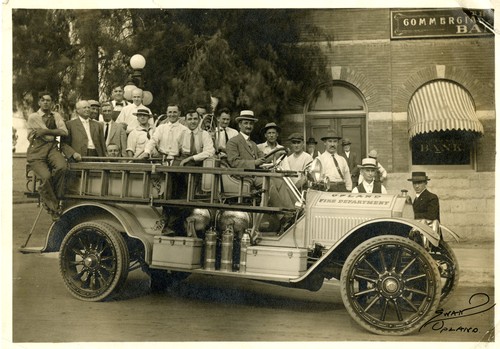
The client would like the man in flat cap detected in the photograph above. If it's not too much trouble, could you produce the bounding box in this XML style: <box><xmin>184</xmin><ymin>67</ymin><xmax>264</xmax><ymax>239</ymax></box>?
<box><xmin>339</xmin><ymin>138</ymin><xmax>359</xmax><ymax>187</ymax></box>
<box><xmin>281</xmin><ymin>133</ymin><xmax>313</xmax><ymax>189</ymax></box>
<box><xmin>257</xmin><ymin>122</ymin><xmax>281</xmax><ymax>155</ymax></box>
<box><xmin>408</xmin><ymin>172</ymin><xmax>440</xmax><ymax>221</ymax></box>
<box><xmin>317</xmin><ymin>130</ymin><xmax>352</xmax><ymax>192</ymax></box>
<box><xmin>351</xmin><ymin>158</ymin><xmax>387</xmax><ymax>193</ymax></box>
<box><xmin>88</xmin><ymin>100</ymin><xmax>100</xmax><ymax>120</ymax></box>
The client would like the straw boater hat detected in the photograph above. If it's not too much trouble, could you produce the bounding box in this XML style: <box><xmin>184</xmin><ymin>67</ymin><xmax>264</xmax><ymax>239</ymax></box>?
<box><xmin>357</xmin><ymin>158</ymin><xmax>377</xmax><ymax>169</ymax></box>
<box><xmin>320</xmin><ymin>130</ymin><xmax>342</xmax><ymax>141</ymax></box>
<box><xmin>261</xmin><ymin>122</ymin><xmax>281</xmax><ymax>134</ymax></box>
<box><xmin>407</xmin><ymin>171</ymin><xmax>431</xmax><ymax>182</ymax></box>
<box><xmin>235</xmin><ymin>110</ymin><xmax>258</xmax><ymax>122</ymax></box>
<box><xmin>133</xmin><ymin>108</ymin><xmax>152</xmax><ymax>117</ymax></box>
<box><xmin>306</xmin><ymin>137</ymin><xmax>317</xmax><ymax>145</ymax></box>
<box><xmin>342</xmin><ymin>138</ymin><xmax>352</xmax><ymax>146</ymax></box>
<box><xmin>288</xmin><ymin>133</ymin><xmax>304</xmax><ymax>142</ymax></box>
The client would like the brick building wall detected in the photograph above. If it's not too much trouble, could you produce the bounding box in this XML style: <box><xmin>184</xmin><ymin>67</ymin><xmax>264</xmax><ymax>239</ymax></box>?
<box><xmin>282</xmin><ymin>8</ymin><xmax>495</xmax><ymax>241</ymax></box>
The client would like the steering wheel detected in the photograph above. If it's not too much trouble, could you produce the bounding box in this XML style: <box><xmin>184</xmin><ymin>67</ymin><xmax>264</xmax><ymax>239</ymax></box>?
<box><xmin>260</xmin><ymin>146</ymin><xmax>288</xmax><ymax>170</ymax></box>
<box><xmin>263</xmin><ymin>146</ymin><xmax>287</xmax><ymax>160</ymax></box>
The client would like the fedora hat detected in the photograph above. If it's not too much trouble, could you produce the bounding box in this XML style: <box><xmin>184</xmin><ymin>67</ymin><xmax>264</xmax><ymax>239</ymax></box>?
<box><xmin>357</xmin><ymin>158</ymin><xmax>377</xmax><ymax>169</ymax></box>
<box><xmin>320</xmin><ymin>130</ymin><xmax>342</xmax><ymax>141</ymax></box>
<box><xmin>261</xmin><ymin>122</ymin><xmax>281</xmax><ymax>134</ymax></box>
<box><xmin>407</xmin><ymin>171</ymin><xmax>430</xmax><ymax>182</ymax></box>
<box><xmin>235</xmin><ymin>110</ymin><xmax>258</xmax><ymax>122</ymax></box>
<box><xmin>306</xmin><ymin>137</ymin><xmax>317</xmax><ymax>145</ymax></box>
<box><xmin>342</xmin><ymin>138</ymin><xmax>352</xmax><ymax>146</ymax></box>
<box><xmin>288</xmin><ymin>133</ymin><xmax>304</xmax><ymax>142</ymax></box>
<box><xmin>133</xmin><ymin>108</ymin><xmax>152</xmax><ymax>117</ymax></box>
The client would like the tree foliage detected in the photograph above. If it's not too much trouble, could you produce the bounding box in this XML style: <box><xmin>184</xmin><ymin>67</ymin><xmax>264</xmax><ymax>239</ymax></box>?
<box><xmin>13</xmin><ymin>9</ymin><xmax>330</xmax><ymax>122</ymax></box>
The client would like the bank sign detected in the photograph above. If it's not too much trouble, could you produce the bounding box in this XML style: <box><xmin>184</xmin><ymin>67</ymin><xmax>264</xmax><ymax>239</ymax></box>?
<box><xmin>391</xmin><ymin>8</ymin><xmax>494</xmax><ymax>39</ymax></box>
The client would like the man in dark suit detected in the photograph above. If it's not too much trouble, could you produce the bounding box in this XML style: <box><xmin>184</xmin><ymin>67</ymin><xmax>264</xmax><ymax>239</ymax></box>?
<box><xmin>62</xmin><ymin>100</ymin><xmax>106</xmax><ymax>161</ymax></box>
<box><xmin>226</xmin><ymin>110</ymin><xmax>295</xmax><ymax>210</ymax></box>
<box><xmin>101</xmin><ymin>102</ymin><xmax>127</xmax><ymax>157</ymax></box>
<box><xmin>408</xmin><ymin>171</ymin><xmax>440</xmax><ymax>221</ymax></box>
<box><xmin>339</xmin><ymin>138</ymin><xmax>359</xmax><ymax>187</ymax></box>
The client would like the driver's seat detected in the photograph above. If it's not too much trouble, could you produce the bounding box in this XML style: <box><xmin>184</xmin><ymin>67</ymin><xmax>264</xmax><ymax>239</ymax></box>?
<box><xmin>201</xmin><ymin>157</ymin><xmax>252</xmax><ymax>199</ymax></box>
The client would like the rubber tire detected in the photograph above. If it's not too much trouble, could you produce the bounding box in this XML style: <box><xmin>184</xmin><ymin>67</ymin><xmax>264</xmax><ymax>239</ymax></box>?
<box><xmin>430</xmin><ymin>240</ymin><xmax>459</xmax><ymax>306</ymax></box>
<box><xmin>59</xmin><ymin>221</ymin><xmax>129</xmax><ymax>301</ymax></box>
<box><xmin>340</xmin><ymin>235</ymin><xmax>442</xmax><ymax>335</ymax></box>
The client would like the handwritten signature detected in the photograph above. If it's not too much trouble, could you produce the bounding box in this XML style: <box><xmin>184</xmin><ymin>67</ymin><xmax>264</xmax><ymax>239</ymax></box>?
<box><xmin>420</xmin><ymin>292</ymin><xmax>495</xmax><ymax>333</ymax></box>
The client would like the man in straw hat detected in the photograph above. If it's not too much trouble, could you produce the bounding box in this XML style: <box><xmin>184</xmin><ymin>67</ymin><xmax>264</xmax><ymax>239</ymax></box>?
<box><xmin>407</xmin><ymin>172</ymin><xmax>440</xmax><ymax>221</ymax></box>
<box><xmin>351</xmin><ymin>158</ymin><xmax>387</xmax><ymax>193</ymax></box>
<box><xmin>317</xmin><ymin>130</ymin><xmax>352</xmax><ymax>192</ymax></box>
<box><xmin>226</xmin><ymin>110</ymin><xmax>295</xmax><ymax>209</ymax></box>
<box><xmin>358</xmin><ymin>149</ymin><xmax>387</xmax><ymax>185</ymax></box>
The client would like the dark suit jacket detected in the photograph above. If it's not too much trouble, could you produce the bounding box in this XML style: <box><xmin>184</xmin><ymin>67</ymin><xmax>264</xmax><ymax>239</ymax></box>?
<box><xmin>62</xmin><ymin>118</ymin><xmax>106</xmax><ymax>158</ymax></box>
<box><xmin>226</xmin><ymin>133</ymin><xmax>264</xmax><ymax>169</ymax></box>
<box><xmin>105</xmin><ymin>121</ymin><xmax>127</xmax><ymax>157</ymax></box>
<box><xmin>413</xmin><ymin>189</ymin><xmax>440</xmax><ymax>221</ymax></box>
<box><xmin>340</xmin><ymin>150</ymin><xmax>359</xmax><ymax>178</ymax></box>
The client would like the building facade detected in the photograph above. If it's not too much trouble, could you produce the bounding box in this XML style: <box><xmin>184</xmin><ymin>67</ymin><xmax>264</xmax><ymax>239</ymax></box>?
<box><xmin>281</xmin><ymin>8</ymin><xmax>495</xmax><ymax>241</ymax></box>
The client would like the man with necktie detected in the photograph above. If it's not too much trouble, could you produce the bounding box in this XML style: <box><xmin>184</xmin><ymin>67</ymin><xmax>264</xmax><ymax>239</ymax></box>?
<box><xmin>101</xmin><ymin>102</ymin><xmax>127</xmax><ymax>157</ymax></box>
<box><xmin>176</xmin><ymin>110</ymin><xmax>215</xmax><ymax>167</ymax></box>
<box><xmin>126</xmin><ymin>109</ymin><xmax>156</xmax><ymax>158</ymax></box>
<box><xmin>61</xmin><ymin>100</ymin><xmax>106</xmax><ymax>160</ymax></box>
<box><xmin>317</xmin><ymin>130</ymin><xmax>352</xmax><ymax>192</ymax></box>
<box><xmin>26</xmin><ymin>91</ymin><xmax>68</xmax><ymax>220</ymax></box>
<box><xmin>215</xmin><ymin>108</ymin><xmax>238</xmax><ymax>156</ymax></box>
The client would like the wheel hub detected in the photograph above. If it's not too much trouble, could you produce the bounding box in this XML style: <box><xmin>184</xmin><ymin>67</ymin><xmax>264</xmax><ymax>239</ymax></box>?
<box><xmin>378</xmin><ymin>273</ymin><xmax>403</xmax><ymax>298</ymax></box>
<box><xmin>382</xmin><ymin>277</ymin><xmax>399</xmax><ymax>293</ymax></box>
<box><xmin>83</xmin><ymin>254</ymin><xmax>99</xmax><ymax>269</ymax></box>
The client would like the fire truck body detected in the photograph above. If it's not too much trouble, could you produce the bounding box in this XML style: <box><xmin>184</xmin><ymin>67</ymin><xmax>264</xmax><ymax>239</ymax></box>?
<box><xmin>24</xmin><ymin>157</ymin><xmax>458</xmax><ymax>336</ymax></box>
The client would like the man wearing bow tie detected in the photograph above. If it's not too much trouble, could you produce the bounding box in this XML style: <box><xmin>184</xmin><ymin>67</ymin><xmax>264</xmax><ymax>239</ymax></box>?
<box><xmin>110</xmin><ymin>85</ymin><xmax>129</xmax><ymax>111</ymax></box>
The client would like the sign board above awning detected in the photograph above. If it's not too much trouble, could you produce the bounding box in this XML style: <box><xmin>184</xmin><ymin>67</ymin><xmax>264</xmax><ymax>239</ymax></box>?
<box><xmin>408</xmin><ymin>80</ymin><xmax>484</xmax><ymax>138</ymax></box>
<box><xmin>391</xmin><ymin>8</ymin><xmax>494</xmax><ymax>39</ymax></box>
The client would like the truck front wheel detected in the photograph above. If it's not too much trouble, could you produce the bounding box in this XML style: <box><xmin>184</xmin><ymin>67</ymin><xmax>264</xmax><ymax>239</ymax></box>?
<box><xmin>340</xmin><ymin>235</ymin><xmax>441</xmax><ymax>335</ymax></box>
<box><xmin>59</xmin><ymin>221</ymin><xmax>129</xmax><ymax>301</ymax></box>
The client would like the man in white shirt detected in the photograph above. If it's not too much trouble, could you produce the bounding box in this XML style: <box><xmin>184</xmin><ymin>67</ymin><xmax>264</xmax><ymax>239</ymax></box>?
<box><xmin>257</xmin><ymin>122</ymin><xmax>281</xmax><ymax>155</ymax></box>
<box><xmin>175</xmin><ymin>110</ymin><xmax>215</xmax><ymax>166</ymax></box>
<box><xmin>352</xmin><ymin>158</ymin><xmax>387</xmax><ymax>193</ymax></box>
<box><xmin>281</xmin><ymin>133</ymin><xmax>313</xmax><ymax>189</ymax></box>
<box><xmin>126</xmin><ymin>109</ymin><xmax>157</xmax><ymax>158</ymax></box>
<box><xmin>115</xmin><ymin>88</ymin><xmax>153</xmax><ymax>134</ymax></box>
<box><xmin>358</xmin><ymin>149</ymin><xmax>387</xmax><ymax>185</ymax></box>
<box><xmin>214</xmin><ymin>108</ymin><xmax>238</xmax><ymax>156</ymax></box>
<box><xmin>140</xmin><ymin>104</ymin><xmax>188</xmax><ymax>162</ymax></box>
<box><xmin>317</xmin><ymin>130</ymin><xmax>352</xmax><ymax>192</ymax></box>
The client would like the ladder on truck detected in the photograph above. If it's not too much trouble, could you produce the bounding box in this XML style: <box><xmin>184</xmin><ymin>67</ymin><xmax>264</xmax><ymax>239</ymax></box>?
<box><xmin>63</xmin><ymin>157</ymin><xmax>299</xmax><ymax>214</ymax></box>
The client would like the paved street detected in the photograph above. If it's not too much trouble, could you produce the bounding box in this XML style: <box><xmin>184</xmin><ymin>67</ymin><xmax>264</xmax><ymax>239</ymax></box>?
<box><xmin>9</xmin><ymin>203</ymin><xmax>496</xmax><ymax>344</ymax></box>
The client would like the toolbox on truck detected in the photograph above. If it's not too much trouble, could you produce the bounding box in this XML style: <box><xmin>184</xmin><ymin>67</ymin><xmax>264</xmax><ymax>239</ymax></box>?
<box><xmin>152</xmin><ymin>236</ymin><xmax>203</xmax><ymax>269</ymax></box>
<box><xmin>246</xmin><ymin>246</ymin><xmax>308</xmax><ymax>277</ymax></box>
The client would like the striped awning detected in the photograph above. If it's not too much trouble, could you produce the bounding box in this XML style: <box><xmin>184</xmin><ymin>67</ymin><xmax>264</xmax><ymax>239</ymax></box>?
<box><xmin>408</xmin><ymin>80</ymin><xmax>484</xmax><ymax>138</ymax></box>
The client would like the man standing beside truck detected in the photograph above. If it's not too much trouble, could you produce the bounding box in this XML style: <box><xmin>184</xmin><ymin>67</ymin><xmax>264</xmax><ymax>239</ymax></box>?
<box><xmin>317</xmin><ymin>130</ymin><xmax>352</xmax><ymax>192</ymax></box>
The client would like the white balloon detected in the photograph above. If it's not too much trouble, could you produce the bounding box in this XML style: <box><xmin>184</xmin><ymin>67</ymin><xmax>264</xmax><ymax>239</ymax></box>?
<box><xmin>123</xmin><ymin>85</ymin><xmax>136</xmax><ymax>101</ymax></box>
<box><xmin>142</xmin><ymin>91</ymin><xmax>153</xmax><ymax>106</ymax></box>
<box><xmin>130</xmin><ymin>54</ymin><xmax>146</xmax><ymax>70</ymax></box>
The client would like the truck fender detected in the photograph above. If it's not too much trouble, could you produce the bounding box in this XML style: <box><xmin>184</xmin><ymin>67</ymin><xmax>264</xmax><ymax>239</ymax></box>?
<box><xmin>41</xmin><ymin>202</ymin><xmax>161</xmax><ymax>263</ymax></box>
<box><xmin>291</xmin><ymin>217</ymin><xmax>440</xmax><ymax>283</ymax></box>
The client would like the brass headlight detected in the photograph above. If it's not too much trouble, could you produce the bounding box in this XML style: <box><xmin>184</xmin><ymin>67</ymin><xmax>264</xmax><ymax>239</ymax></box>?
<box><xmin>306</xmin><ymin>158</ymin><xmax>323</xmax><ymax>183</ymax></box>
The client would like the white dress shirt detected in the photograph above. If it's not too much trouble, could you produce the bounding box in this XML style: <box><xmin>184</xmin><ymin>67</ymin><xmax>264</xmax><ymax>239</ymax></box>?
<box><xmin>78</xmin><ymin>115</ymin><xmax>95</xmax><ymax>149</ymax></box>
<box><xmin>127</xmin><ymin>125</ymin><xmax>155</xmax><ymax>157</ymax></box>
<box><xmin>317</xmin><ymin>151</ymin><xmax>352</xmax><ymax>191</ymax></box>
<box><xmin>144</xmin><ymin>121</ymin><xmax>188</xmax><ymax>157</ymax></box>
<box><xmin>351</xmin><ymin>180</ymin><xmax>387</xmax><ymax>194</ymax></box>
<box><xmin>281</xmin><ymin>151</ymin><xmax>313</xmax><ymax>184</ymax></box>
<box><xmin>178</xmin><ymin>128</ymin><xmax>215</xmax><ymax>162</ymax></box>
<box><xmin>215</xmin><ymin>126</ymin><xmax>238</xmax><ymax>149</ymax></box>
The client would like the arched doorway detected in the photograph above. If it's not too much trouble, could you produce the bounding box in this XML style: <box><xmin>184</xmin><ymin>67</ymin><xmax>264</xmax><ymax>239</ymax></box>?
<box><xmin>305</xmin><ymin>83</ymin><xmax>367</xmax><ymax>157</ymax></box>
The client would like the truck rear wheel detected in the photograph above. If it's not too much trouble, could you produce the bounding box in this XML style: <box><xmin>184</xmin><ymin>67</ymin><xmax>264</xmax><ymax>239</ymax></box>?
<box><xmin>340</xmin><ymin>235</ymin><xmax>441</xmax><ymax>335</ymax></box>
<box><xmin>59</xmin><ymin>221</ymin><xmax>129</xmax><ymax>301</ymax></box>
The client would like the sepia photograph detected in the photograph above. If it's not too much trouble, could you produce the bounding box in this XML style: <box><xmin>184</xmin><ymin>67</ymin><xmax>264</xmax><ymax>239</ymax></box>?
<box><xmin>3</xmin><ymin>0</ymin><xmax>497</xmax><ymax>348</ymax></box>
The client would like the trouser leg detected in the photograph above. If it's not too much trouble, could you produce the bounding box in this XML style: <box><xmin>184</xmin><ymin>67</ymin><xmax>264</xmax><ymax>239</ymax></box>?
<box><xmin>47</xmin><ymin>147</ymin><xmax>68</xmax><ymax>199</ymax></box>
<box><xmin>28</xmin><ymin>160</ymin><xmax>59</xmax><ymax>212</ymax></box>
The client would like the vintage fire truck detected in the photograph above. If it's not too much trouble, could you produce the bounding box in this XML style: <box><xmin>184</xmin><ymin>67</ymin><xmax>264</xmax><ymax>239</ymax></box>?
<box><xmin>22</xmin><ymin>147</ymin><xmax>459</xmax><ymax>336</ymax></box>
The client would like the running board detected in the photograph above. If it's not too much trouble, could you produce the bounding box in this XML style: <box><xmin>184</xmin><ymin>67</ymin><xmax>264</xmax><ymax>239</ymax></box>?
<box><xmin>19</xmin><ymin>246</ymin><xmax>44</xmax><ymax>254</ymax></box>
